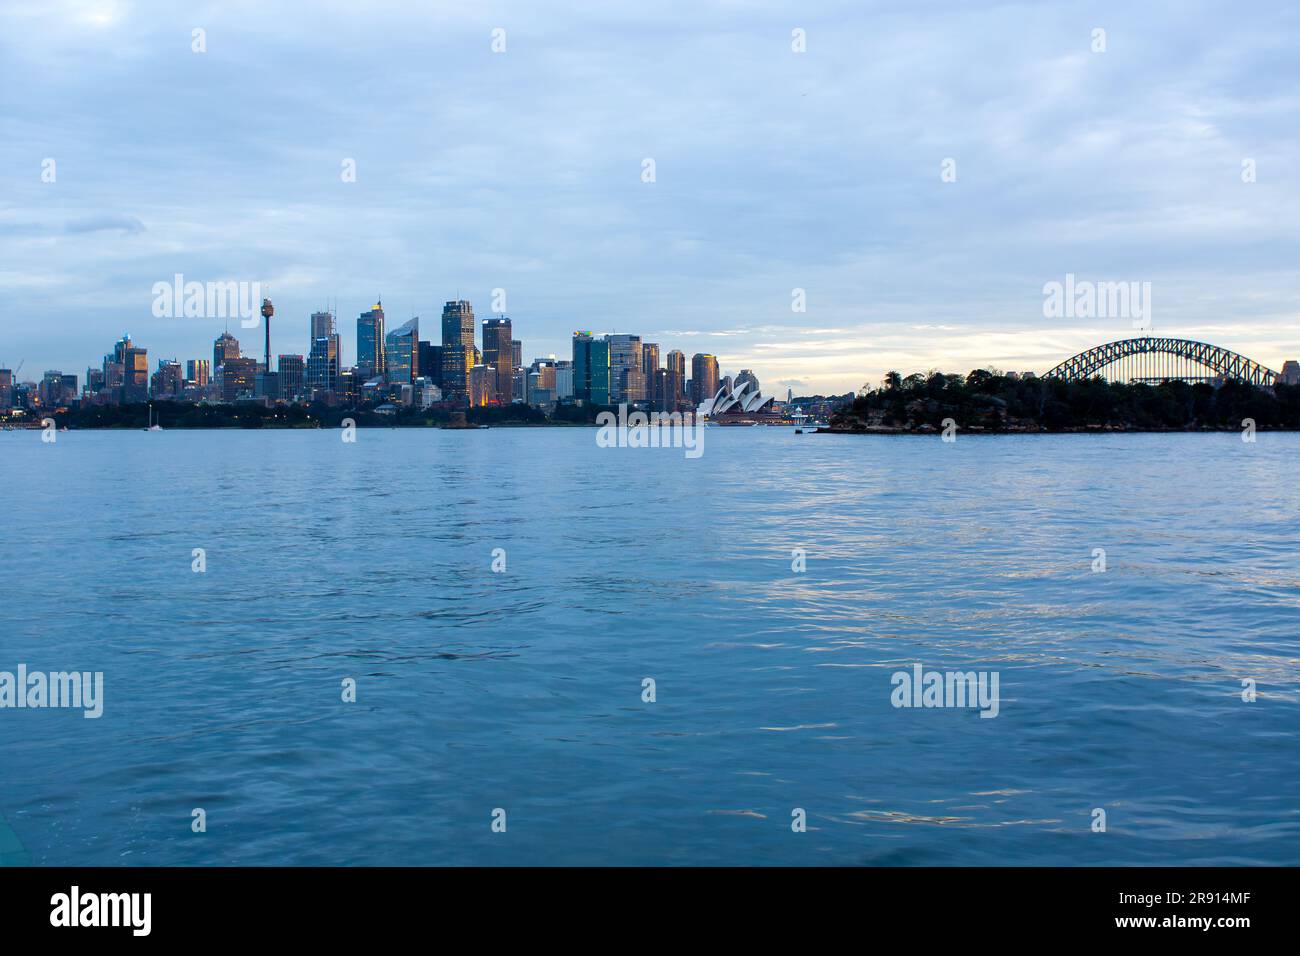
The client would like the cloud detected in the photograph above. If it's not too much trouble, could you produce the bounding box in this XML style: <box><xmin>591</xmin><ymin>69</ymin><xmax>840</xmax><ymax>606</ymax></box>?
<box><xmin>1</xmin><ymin>0</ymin><xmax>1298</xmax><ymax>387</ymax></box>
<box><xmin>63</xmin><ymin>214</ymin><xmax>146</xmax><ymax>235</ymax></box>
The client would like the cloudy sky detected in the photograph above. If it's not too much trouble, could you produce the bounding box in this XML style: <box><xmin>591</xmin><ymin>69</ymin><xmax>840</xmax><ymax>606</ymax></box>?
<box><xmin>2</xmin><ymin>0</ymin><xmax>1298</xmax><ymax>395</ymax></box>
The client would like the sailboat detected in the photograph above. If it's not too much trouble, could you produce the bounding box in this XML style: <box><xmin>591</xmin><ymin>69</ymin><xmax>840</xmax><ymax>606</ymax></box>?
<box><xmin>144</xmin><ymin>403</ymin><xmax>162</xmax><ymax>432</ymax></box>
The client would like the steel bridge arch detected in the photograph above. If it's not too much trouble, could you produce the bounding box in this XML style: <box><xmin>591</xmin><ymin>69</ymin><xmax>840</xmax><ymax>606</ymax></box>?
<box><xmin>1045</xmin><ymin>337</ymin><xmax>1278</xmax><ymax>386</ymax></box>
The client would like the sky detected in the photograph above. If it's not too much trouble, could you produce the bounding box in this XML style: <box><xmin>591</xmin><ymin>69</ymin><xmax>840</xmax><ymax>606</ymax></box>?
<box><xmin>2</xmin><ymin>0</ymin><xmax>1299</xmax><ymax>396</ymax></box>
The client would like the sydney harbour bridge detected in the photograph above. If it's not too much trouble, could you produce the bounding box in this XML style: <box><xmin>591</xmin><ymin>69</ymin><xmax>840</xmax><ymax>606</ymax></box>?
<box><xmin>1044</xmin><ymin>336</ymin><xmax>1281</xmax><ymax>387</ymax></box>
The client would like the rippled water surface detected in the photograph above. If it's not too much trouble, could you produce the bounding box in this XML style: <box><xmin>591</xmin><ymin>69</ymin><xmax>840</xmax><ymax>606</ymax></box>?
<box><xmin>1</xmin><ymin>428</ymin><xmax>1298</xmax><ymax>865</ymax></box>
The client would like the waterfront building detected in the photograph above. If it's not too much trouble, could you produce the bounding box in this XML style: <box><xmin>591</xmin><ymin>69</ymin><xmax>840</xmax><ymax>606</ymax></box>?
<box><xmin>385</xmin><ymin>318</ymin><xmax>419</xmax><ymax>384</ymax></box>
<box><xmin>554</xmin><ymin>360</ymin><xmax>574</xmax><ymax>400</ymax></box>
<box><xmin>482</xmin><ymin>317</ymin><xmax>513</xmax><ymax>404</ymax></box>
<box><xmin>151</xmin><ymin>360</ymin><xmax>183</xmax><ymax>399</ymax></box>
<box><xmin>469</xmin><ymin>363</ymin><xmax>496</xmax><ymax>407</ymax></box>
<box><xmin>606</xmin><ymin>334</ymin><xmax>641</xmax><ymax>403</ymax></box>
<box><xmin>691</xmin><ymin>353</ymin><xmax>719</xmax><ymax>405</ymax></box>
<box><xmin>357</xmin><ymin>303</ymin><xmax>386</xmax><ymax>380</ymax></box>
<box><xmin>440</xmin><ymin>344</ymin><xmax>477</xmax><ymax>405</ymax></box>
<box><xmin>573</xmin><ymin>332</ymin><xmax>611</xmax><ymax>405</ymax></box>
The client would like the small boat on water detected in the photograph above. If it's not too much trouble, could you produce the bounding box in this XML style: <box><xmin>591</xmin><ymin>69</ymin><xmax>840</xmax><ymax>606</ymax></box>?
<box><xmin>144</xmin><ymin>404</ymin><xmax>162</xmax><ymax>432</ymax></box>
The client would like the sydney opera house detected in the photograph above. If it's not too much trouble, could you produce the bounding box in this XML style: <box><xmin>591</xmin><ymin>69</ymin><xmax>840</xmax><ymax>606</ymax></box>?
<box><xmin>696</xmin><ymin>370</ymin><xmax>779</xmax><ymax>423</ymax></box>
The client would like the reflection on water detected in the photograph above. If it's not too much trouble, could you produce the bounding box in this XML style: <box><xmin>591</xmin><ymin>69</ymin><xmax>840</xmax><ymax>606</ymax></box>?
<box><xmin>0</xmin><ymin>429</ymin><xmax>1297</xmax><ymax>865</ymax></box>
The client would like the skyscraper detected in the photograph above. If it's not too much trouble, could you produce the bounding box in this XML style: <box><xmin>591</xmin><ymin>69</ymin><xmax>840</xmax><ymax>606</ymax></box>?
<box><xmin>310</xmin><ymin>310</ymin><xmax>335</xmax><ymax>340</ymax></box>
<box><xmin>418</xmin><ymin>341</ymin><xmax>443</xmax><ymax>389</ymax></box>
<box><xmin>385</xmin><ymin>318</ymin><xmax>419</xmax><ymax>385</ymax></box>
<box><xmin>357</xmin><ymin>303</ymin><xmax>386</xmax><ymax>381</ymax></box>
<box><xmin>186</xmin><ymin>359</ymin><xmax>210</xmax><ymax>387</ymax></box>
<box><xmin>118</xmin><ymin>335</ymin><xmax>148</xmax><ymax>403</ymax></box>
<box><xmin>278</xmin><ymin>355</ymin><xmax>305</xmax><ymax>402</ymax></box>
<box><xmin>441</xmin><ymin>300</ymin><xmax>475</xmax><ymax>348</ymax></box>
<box><xmin>221</xmin><ymin>357</ymin><xmax>257</xmax><ymax>402</ymax></box>
<box><xmin>642</xmin><ymin>343</ymin><xmax>660</xmax><ymax>379</ymax></box>
<box><xmin>440</xmin><ymin>301</ymin><xmax>476</xmax><ymax>402</ymax></box>
<box><xmin>213</xmin><ymin>331</ymin><xmax>240</xmax><ymax>372</ymax></box>
<box><xmin>572</xmin><ymin>332</ymin><xmax>611</xmax><ymax>405</ymax></box>
<box><xmin>606</xmin><ymin>334</ymin><xmax>642</xmax><ymax>403</ymax></box>
<box><xmin>481</xmin><ymin>317</ymin><xmax>513</xmax><ymax>404</ymax></box>
<box><xmin>691</xmin><ymin>353</ymin><xmax>719</xmax><ymax>405</ymax></box>
<box><xmin>307</xmin><ymin>335</ymin><xmax>339</xmax><ymax>396</ymax></box>
<box><xmin>441</xmin><ymin>345</ymin><xmax>477</xmax><ymax>405</ymax></box>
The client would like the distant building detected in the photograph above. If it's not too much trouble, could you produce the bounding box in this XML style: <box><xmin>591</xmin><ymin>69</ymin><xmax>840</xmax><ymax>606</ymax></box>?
<box><xmin>151</xmin><ymin>360</ymin><xmax>183</xmax><ymax>399</ymax></box>
<box><xmin>482</xmin><ymin>317</ymin><xmax>513</xmax><ymax>404</ymax></box>
<box><xmin>357</xmin><ymin>303</ymin><xmax>386</xmax><ymax>381</ymax></box>
<box><xmin>221</xmin><ymin>357</ymin><xmax>258</xmax><ymax>402</ymax></box>
<box><xmin>642</xmin><ymin>343</ymin><xmax>660</xmax><ymax>379</ymax></box>
<box><xmin>40</xmin><ymin>370</ymin><xmax>77</xmax><ymax>406</ymax></box>
<box><xmin>310</xmin><ymin>310</ymin><xmax>335</xmax><ymax>340</ymax></box>
<box><xmin>469</xmin><ymin>363</ymin><xmax>496</xmax><ymax>407</ymax></box>
<box><xmin>573</xmin><ymin>332</ymin><xmax>611</xmax><ymax>405</ymax></box>
<box><xmin>441</xmin><ymin>344</ymin><xmax>477</xmax><ymax>406</ymax></box>
<box><xmin>418</xmin><ymin>341</ymin><xmax>442</xmax><ymax>389</ymax></box>
<box><xmin>1279</xmin><ymin>360</ymin><xmax>1299</xmax><ymax>385</ymax></box>
<box><xmin>441</xmin><ymin>300</ymin><xmax>475</xmax><ymax>349</ymax></box>
<box><xmin>278</xmin><ymin>355</ymin><xmax>305</xmax><ymax>402</ymax></box>
<box><xmin>385</xmin><ymin>317</ymin><xmax>419</xmax><ymax>384</ymax></box>
<box><xmin>554</xmin><ymin>360</ymin><xmax>574</xmax><ymax>400</ymax></box>
<box><xmin>186</xmin><ymin>359</ymin><xmax>211</xmax><ymax>387</ymax></box>
<box><xmin>0</xmin><ymin>369</ymin><xmax>11</xmax><ymax>409</ymax></box>
<box><xmin>307</xmin><ymin>335</ymin><xmax>340</xmax><ymax>397</ymax></box>
<box><xmin>213</xmin><ymin>331</ymin><xmax>240</xmax><ymax>372</ymax></box>
<box><xmin>690</xmin><ymin>353</ymin><xmax>719</xmax><ymax>405</ymax></box>
<box><xmin>621</xmin><ymin>366</ymin><xmax>646</xmax><ymax>403</ymax></box>
<box><xmin>606</xmin><ymin>334</ymin><xmax>641</xmax><ymax>403</ymax></box>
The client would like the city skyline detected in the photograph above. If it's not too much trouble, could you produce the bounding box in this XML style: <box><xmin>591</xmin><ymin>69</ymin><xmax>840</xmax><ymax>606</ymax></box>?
<box><xmin>3</xmin><ymin>2</ymin><xmax>1299</xmax><ymax>393</ymax></box>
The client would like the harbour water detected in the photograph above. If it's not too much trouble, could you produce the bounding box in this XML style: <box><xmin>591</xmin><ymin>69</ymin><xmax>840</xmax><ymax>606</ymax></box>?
<box><xmin>1</xmin><ymin>428</ymin><xmax>1297</xmax><ymax>865</ymax></box>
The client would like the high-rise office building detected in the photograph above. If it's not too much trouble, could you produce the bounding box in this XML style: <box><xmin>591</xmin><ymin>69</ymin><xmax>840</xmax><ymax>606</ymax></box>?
<box><xmin>441</xmin><ymin>344</ymin><xmax>477</xmax><ymax>405</ymax></box>
<box><xmin>468</xmin><ymin>363</ymin><xmax>496</xmax><ymax>407</ymax></box>
<box><xmin>221</xmin><ymin>357</ymin><xmax>258</xmax><ymax>402</ymax></box>
<box><xmin>554</xmin><ymin>360</ymin><xmax>574</xmax><ymax>400</ymax></box>
<box><xmin>151</xmin><ymin>360</ymin><xmax>183</xmax><ymax>399</ymax></box>
<box><xmin>213</xmin><ymin>331</ymin><xmax>240</xmax><ymax>371</ymax></box>
<box><xmin>481</xmin><ymin>317</ymin><xmax>513</xmax><ymax>404</ymax></box>
<box><xmin>642</xmin><ymin>343</ymin><xmax>660</xmax><ymax>379</ymax></box>
<box><xmin>357</xmin><ymin>303</ymin><xmax>386</xmax><ymax>381</ymax></box>
<box><xmin>512</xmin><ymin>340</ymin><xmax>522</xmax><ymax>369</ymax></box>
<box><xmin>572</xmin><ymin>332</ymin><xmax>611</xmax><ymax>405</ymax></box>
<box><xmin>418</xmin><ymin>341</ymin><xmax>443</xmax><ymax>389</ymax></box>
<box><xmin>621</xmin><ymin>367</ymin><xmax>646</xmax><ymax>403</ymax></box>
<box><xmin>691</xmin><ymin>353</ymin><xmax>719</xmax><ymax>405</ymax></box>
<box><xmin>311</xmin><ymin>310</ymin><xmax>336</xmax><ymax>340</ymax></box>
<box><xmin>385</xmin><ymin>318</ymin><xmax>419</xmax><ymax>385</ymax></box>
<box><xmin>186</xmin><ymin>359</ymin><xmax>210</xmax><ymax>387</ymax></box>
<box><xmin>441</xmin><ymin>300</ymin><xmax>475</xmax><ymax>348</ymax></box>
<box><xmin>606</xmin><ymin>334</ymin><xmax>642</xmax><ymax>403</ymax></box>
<box><xmin>39</xmin><ymin>370</ymin><xmax>77</xmax><ymax>406</ymax></box>
<box><xmin>121</xmin><ymin>337</ymin><xmax>149</xmax><ymax>403</ymax></box>
<box><xmin>278</xmin><ymin>355</ymin><xmax>305</xmax><ymax>402</ymax></box>
<box><xmin>307</xmin><ymin>335</ymin><xmax>340</xmax><ymax>396</ymax></box>
<box><xmin>0</xmin><ymin>368</ymin><xmax>13</xmax><ymax>409</ymax></box>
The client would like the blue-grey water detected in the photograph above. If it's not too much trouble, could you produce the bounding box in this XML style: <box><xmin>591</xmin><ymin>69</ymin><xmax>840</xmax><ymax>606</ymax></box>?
<box><xmin>1</xmin><ymin>428</ymin><xmax>1297</xmax><ymax>866</ymax></box>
